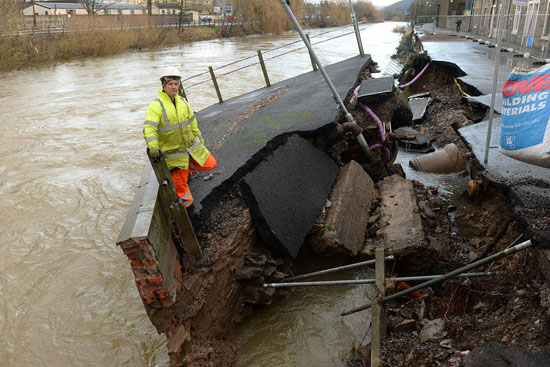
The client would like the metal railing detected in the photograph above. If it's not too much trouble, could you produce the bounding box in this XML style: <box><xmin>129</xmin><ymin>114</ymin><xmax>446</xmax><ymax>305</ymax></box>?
<box><xmin>178</xmin><ymin>22</ymin><xmax>370</xmax><ymax>103</ymax></box>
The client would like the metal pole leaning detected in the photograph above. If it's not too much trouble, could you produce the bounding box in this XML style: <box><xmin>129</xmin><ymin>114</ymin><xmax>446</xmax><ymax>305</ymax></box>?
<box><xmin>348</xmin><ymin>0</ymin><xmax>365</xmax><ymax>57</ymax></box>
<box><xmin>305</xmin><ymin>34</ymin><xmax>318</xmax><ymax>71</ymax></box>
<box><xmin>257</xmin><ymin>50</ymin><xmax>271</xmax><ymax>87</ymax></box>
<box><xmin>278</xmin><ymin>0</ymin><xmax>374</xmax><ymax>163</ymax></box>
<box><xmin>283</xmin><ymin>256</ymin><xmax>395</xmax><ymax>282</ymax></box>
<box><xmin>484</xmin><ymin>0</ymin><xmax>507</xmax><ymax>164</ymax></box>
<box><xmin>208</xmin><ymin>66</ymin><xmax>223</xmax><ymax>103</ymax></box>
<box><xmin>263</xmin><ymin>272</ymin><xmax>496</xmax><ymax>288</ymax></box>
<box><xmin>341</xmin><ymin>240</ymin><xmax>532</xmax><ymax>316</ymax></box>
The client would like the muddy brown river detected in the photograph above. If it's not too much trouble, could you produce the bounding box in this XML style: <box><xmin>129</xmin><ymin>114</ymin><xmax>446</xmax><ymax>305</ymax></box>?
<box><xmin>0</xmin><ymin>22</ymin><xmax>404</xmax><ymax>366</ymax></box>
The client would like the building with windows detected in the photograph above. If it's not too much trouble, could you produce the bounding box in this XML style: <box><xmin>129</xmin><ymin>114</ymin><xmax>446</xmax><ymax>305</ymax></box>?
<box><xmin>185</xmin><ymin>0</ymin><xmax>213</xmax><ymax>12</ymax></box>
<box><xmin>436</xmin><ymin>0</ymin><xmax>550</xmax><ymax>55</ymax></box>
<box><xmin>22</xmin><ymin>1</ymin><xmax>146</xmax><ymax>15</ymax></box>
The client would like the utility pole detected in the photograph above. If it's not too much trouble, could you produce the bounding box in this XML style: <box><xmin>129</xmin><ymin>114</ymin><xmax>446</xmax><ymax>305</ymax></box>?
<box><xmin>32</xmin><ymin>0</ymin><xmax>37</xmax><ymax>27</ymax></box>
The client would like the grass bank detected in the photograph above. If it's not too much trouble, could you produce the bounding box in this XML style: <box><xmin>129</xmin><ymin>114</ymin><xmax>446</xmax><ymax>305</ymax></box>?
<box><xmin>0</xmin><ymin>25</ymin><xmax>244</xmax><ymax>72</ymax></box>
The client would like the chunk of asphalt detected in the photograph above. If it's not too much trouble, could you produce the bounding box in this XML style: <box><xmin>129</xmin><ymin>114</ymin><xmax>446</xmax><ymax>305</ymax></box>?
<box><xmin>357</xmin><ymin>76</ymin><xmax>395</xmax><ymax>104</ymax></box>
<box><xmin>240</xmin><ymin>135</ymin><xmax>339</xmax><ymax>258</ymax></box>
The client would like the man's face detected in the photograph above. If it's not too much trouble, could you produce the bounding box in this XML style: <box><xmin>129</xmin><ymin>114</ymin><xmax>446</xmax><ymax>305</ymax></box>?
<box><xmin>163</xmin><ymin>79</ymin><xmax>180</xmax><ymax>98</ymax></box>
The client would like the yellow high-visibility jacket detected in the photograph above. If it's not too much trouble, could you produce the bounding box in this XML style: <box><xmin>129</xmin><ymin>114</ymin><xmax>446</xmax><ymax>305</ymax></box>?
<box><xmin>143</xmin><ymin>89</ymin><xmax>210</xmax><ymax>170</ymax></box>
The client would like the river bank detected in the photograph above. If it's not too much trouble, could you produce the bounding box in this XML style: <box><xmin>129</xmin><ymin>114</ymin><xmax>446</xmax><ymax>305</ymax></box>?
<box><xmin>0</xmin><ymin>19</ymin><xmax>385</xmax><ymax>73</ymax></box>
<box><xmin>0</xmin><ymin>25</ymin><xmax>237</xmax><ymax>72</ymax></box>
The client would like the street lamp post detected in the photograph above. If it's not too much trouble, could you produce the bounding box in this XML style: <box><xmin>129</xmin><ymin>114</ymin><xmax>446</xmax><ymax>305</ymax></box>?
<box><xmin>348</xmin><ymin>0</ymin><xmax>365</xmax><ymax>57</ymax></box>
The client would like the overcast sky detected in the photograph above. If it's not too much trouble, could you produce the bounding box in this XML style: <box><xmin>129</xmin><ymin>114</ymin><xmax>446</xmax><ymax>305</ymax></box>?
<box><xmin>305</xmin><ymin>0</ymin><xmax>402</xmax><ymax>7</ymax></box>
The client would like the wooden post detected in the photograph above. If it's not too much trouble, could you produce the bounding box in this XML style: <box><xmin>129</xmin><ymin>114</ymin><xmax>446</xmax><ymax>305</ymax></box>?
<box><xmin>257</xmin><ymin>50</ymin><xmax>271</xmax><ymax>87</ymax></box>
<box><xmin>305</xmin><ymin>34</ymin><xmax>318</xmax><ymax>71</ymax></box>
<box><xmin>208</xmin><ymin>66</ymin><xmax>223</xmax><ymax>103</ymax></box>
<box><xmin>371</xmin><ymin>247</ymin><xmax>386</xmax><ymax>367</ymax></box>
<box><xmin>147</xmin><ymin>150</ymin><xmax>202</xmax><ymax>257</ymax></box>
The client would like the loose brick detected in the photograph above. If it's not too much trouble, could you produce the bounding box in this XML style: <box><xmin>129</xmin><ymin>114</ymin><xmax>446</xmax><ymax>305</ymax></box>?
<box><xmin>122</xmin><ymin>246</ymin><xmax>140</xmax><ymax>256</ymax></box>
<box><xmin>147</xmin><ymin>275</ymin><xmax>163</xmax><ymax>285</ymax></box>
<box><xmin>142</xmin><ymin>293</ymin><xmax>157</xmax><ymax>304</ymax></box>
<box><xmin>156</xmin><ymin>289</ymin><xmax>170</xmax><ymax>299</ymax></box>
<box><xmin>139</xmin><ymin>284</ymin><xmax>161</xmax><ymax>297</ymax></box>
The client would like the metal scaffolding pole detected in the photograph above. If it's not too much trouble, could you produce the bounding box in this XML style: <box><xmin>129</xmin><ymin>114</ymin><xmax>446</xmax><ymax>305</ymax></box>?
<box><xmin>348</xmin><ymin>0</ymin><xmax>365</xmax><ymax>57</ymax></box>
<box><xmin>284</xmin><ymin>256</ymin><xmax>395</xmax><ymax>282</ymax></box>
<box><xmin>278</xmin><ymin>0</ymin><xmax>374</xmax><ymax>163</ymax></box>
<box><xmin>484</xmin><ymin>0</ymin><xmax>507</xmax><ymax>164</ymax></box>
<box><xmin>341</xmin><ymin>240</ymin><xmax>532</xmax><ymax>316</ymax></box>
<box><xmin>264</xmin><ymin>272</ymin><xmax>496</xmax><ymax>288</ymax></box>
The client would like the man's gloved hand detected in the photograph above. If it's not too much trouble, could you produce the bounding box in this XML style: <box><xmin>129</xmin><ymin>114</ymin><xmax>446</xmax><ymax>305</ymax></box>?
<box><xmin>149</xmin><ymin>146</ymin><xmax>160</xmax><ymax>159</ymax></box>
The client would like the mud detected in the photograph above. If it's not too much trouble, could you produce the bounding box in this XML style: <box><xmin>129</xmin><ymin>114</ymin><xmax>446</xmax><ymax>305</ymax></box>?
<box><xmin>345</xmin><ymin>54</ymin><xmax>550</xmax><ymax>367</ymax></box>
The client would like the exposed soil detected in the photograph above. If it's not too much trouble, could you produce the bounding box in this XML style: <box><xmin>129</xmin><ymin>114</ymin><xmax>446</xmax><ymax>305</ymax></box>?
<box><xmin>165</xmin><ymin>40</ymin><xmax>550</xmax><ymax>367</ymax></box>
<box><xmin>345</xmin><ymin>54</ymin><xmax>550</xmax><ymax>367</ymax></box>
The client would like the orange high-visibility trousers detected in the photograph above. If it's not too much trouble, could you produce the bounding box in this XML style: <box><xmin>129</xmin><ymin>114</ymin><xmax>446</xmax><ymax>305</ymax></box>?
<box><xmin>171</xmin><ymin>153</ymin><xmax>217</xmax><ymax>207</ymax></box>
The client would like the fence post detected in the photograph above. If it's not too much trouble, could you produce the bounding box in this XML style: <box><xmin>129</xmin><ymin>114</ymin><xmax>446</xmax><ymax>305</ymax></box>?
<box><xmin>371</xmin><ymin>248</ymin><xmax>386</xmax><ymax>367</ymax></box>
<box><xmin>209</xmin><ymin>66</ymin><xmax>223</xmax><ymax>103</ymax></box>
<box><xmin>257</xmin><ymin>50</ymin><xmax>271</xmax><ymax>87</ymax></box>
<box><xmin>305</xmin><ymin>34</ymin><xmax>318</xmax><ymax>71</ymax></box>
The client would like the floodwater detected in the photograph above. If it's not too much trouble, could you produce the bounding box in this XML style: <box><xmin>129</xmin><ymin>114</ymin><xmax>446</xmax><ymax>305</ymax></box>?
<box><xmin>0</xmin><ymin>21</ymin><xmax>404</xmax><ymax>366</ymax></box>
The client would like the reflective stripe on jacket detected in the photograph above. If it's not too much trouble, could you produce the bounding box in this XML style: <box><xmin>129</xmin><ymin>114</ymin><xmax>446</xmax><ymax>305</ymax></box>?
<box><xmin>143</xmin><ymin>89</ymin><xmax>209</xmax><ymax>170</ymax></box>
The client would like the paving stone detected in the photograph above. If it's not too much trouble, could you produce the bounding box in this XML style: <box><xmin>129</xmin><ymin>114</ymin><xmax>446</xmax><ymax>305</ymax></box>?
<box><xmin>408</xmin><ymin>96</ymin><xmax>431</xmax><ymax>122</ymax></box>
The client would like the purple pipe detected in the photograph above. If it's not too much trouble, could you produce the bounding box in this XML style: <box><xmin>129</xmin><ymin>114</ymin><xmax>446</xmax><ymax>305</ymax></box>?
<box><xmin>398</xmin><ymin>62</ymin><xmax>430</xmax><ymax>90</ymax></box>
<box><xmin>353</xmin><ymin>86</ymin><xmax>391</xmax><ymax>163</ymax></box>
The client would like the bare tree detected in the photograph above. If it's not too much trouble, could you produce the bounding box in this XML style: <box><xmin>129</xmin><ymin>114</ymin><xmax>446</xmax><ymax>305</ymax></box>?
<box><xmin>178</xmin><ymin>0</ymin><xmax>186</xmax><ymax>26</ymax></box>
<box><xmin>80</xmin><ymin>0</ymin><xmax>106</xmax><ymax>15</ymax></box>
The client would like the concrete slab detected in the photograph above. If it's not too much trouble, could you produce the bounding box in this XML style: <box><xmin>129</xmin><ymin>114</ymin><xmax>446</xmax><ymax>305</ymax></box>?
<box><xmin>408</xmin><ymin>97</ymin><xmax>431</xmax><ymax>122</ymax></box>
<box><xmin>317</xmin><ymin>160</ymin><xmax>375</xmax><ymax>255</ymax></box>
<box><xmin>466</xmin><ymin>93</ymin><xmax>503</xmax><ymax>114</ymax></box>
<box><xmin>458</xmin><ymin>118</ymin><xmax>550</xmax><ymax>244</ymax></box>
<box><xmin>189</xmin><ymin>55</ymin><xmax>372</xmax><ymax>213</ymax></box>
<box><xmin>377</xmin><ymin>175</ymin><xmax>426</xmax><ymax>251</ymax></box>
<box><xmin>240</xmin><ymin>135</ymin><xmax>339</xmax><ymax>258</ymax></box>
<box><xmin>361</xmin><ymin>174</ymin><xmax>434</xmax><ymax>267</ymax></box>
<box><xmin>421</xmin><ymin>41</ymin><xmax>527</xmax><ymax>95</ymax></box>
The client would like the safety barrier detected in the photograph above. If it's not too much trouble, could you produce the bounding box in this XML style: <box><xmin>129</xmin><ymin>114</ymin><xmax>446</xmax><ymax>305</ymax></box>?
<box><xmin>179</xmin><ymin>22</ymin><xmax>369</xmax><ymax>103</ymax></box>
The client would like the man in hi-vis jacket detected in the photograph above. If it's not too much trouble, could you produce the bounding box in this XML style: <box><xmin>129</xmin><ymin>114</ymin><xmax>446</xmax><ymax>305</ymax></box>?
<box><xmin>143</xmin><ymin>66</ymin><xmax>217</xmax><ymax>208</ymax></box>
